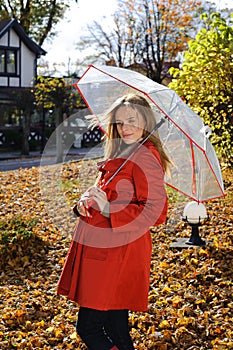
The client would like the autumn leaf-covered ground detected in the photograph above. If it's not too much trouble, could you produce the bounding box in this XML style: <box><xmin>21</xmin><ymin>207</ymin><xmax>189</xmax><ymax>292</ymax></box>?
<box><xmin>0</xmin><ymin>159</ymin><xmax>232</xmax><ymax>350</ymax></box>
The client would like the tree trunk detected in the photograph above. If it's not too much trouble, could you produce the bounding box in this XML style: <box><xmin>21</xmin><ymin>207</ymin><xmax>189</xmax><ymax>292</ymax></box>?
<box><xmin>21</xmin><ymin>111</ymin><xmax>31</xmax><ymax>155</ymax></box>
<box><xmin>54</xmin><ymin>106</ymin><xmax>64</xmax><ymax>163</ymax></box>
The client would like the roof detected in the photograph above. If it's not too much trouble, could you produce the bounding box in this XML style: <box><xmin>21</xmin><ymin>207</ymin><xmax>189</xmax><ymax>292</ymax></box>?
<box><xmin>0</xmin><ymin>19</ymin><xmax>46</xmax><ymax>57</ymax></box>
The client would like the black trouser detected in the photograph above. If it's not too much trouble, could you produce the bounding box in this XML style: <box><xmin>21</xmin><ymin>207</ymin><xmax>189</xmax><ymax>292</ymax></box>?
<box><xmin>76</xmin><ymin>307</ymin><xmax>134</xmax><ymax>350</ymax></box>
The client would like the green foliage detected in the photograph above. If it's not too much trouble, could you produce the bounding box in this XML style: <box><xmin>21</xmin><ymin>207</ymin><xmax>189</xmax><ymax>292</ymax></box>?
<box><xmin>0</xmin><ymin>216</ymin><xmax>38</xmax><ymax>244</ymax></box>
<box><xmin>0</xmin><ymin>0</ymin><xmax>78</xmax><ymax>46</ymax></box>
<box><xmin>0</xmin><ymin>216</ymin><xmax>43</xmax><ymax>269</ymax></box>
<box><xmin>169</xmin><ymin>13</ymin><xmax>233</xmax><ymax>166</ymax></box>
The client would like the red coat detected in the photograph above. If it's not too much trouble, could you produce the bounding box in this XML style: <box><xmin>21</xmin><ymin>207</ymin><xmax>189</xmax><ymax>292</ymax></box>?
<box><xmin>57</xmin><ymin>141</ymin><xmax>168</xmax><ymax>311</ymax></box>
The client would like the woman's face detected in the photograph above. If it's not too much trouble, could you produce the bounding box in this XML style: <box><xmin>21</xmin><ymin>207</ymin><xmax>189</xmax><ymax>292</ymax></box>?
<box><xmin>115</xmin><ymin>106</ymin><xmax>146</xmax><ymax>144</ymax></box>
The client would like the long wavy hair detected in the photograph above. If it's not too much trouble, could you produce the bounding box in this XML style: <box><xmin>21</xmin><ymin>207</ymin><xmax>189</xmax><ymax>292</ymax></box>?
<box><xmin>99</xmin><ymin>93</ymin><xmax>170</xmax><ymax>173</ymax></box>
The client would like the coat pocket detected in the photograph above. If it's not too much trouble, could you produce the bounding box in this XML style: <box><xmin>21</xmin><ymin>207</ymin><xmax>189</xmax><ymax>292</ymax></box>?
<box><xmin>83</xmin><ymin>246</ymin><xmax>108</xmax><ymax>261</ymax></box>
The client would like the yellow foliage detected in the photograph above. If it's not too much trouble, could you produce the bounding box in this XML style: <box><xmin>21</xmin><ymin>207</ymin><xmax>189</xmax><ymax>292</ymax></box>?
<box><xmin>159</xmin><ymin>320</ymin><xmax>170</xmax><ymax>329</ymax></box>
<box><xmin>0</xmin><ymin>163</ymin><xmax>232</xmax><ymax>349</ymax></box>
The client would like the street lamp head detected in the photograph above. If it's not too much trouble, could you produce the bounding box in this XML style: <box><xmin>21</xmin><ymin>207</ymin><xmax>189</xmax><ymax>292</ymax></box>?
<box><xmin>183</xmin><ymin>201</ymin><xmax>208</xmax><ymax>224</ymax></box>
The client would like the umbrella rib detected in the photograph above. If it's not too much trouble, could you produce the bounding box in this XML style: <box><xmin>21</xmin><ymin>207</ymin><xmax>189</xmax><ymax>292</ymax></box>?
<box><xmin>190</xmin><ymin>140</ymin><xmax>197</xmax><ymax>196</ymax></box>
<box><xmin>204</xmin><ymin>151</ymin><xmax>225</xmax><ymax>198</ymax></box>
<box><xmin>165</xmin><ymin>181</ymin><xmax>225</xmax><ymax>203</ymax></box>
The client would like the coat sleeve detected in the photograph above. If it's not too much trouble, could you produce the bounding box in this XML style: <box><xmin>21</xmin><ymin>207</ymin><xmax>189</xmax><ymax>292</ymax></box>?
<box><xmin>108</xmin><ymin>145</ymin><xmax>168</xmax><ymax>234</ymax></box>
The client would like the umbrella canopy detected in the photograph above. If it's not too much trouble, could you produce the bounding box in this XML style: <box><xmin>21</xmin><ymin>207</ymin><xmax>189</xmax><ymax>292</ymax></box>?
<box><xmin>75</xmin><ymin>64</ymin><xmax>224</xmax><ymax>203</ymax></box>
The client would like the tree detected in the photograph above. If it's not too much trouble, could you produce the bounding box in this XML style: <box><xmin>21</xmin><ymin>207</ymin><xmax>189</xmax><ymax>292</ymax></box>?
<box><xmin>134</xmin><ymin>0</ymin><xmax>203</xmax><ymax>83</ymax></box>
<box><xmin>34</xmin><ymin>76</ymin><xmax>80</xmax><ymax>162</ymax></box>
<box><xmin>198</xmin><ymin>1</ymin><xmax>233</xmax><ymax>25</ymax></box>
<box><xmin>78</xmin><ymin>0</ymin><xmax>202</xmax><ymax>83</ymax></box>
<box><xmin>0</xmin><ymin>0</ymin><xmax>78</xmax><ymax>46</ymax></box>
<box><xmin>78</xmin><ymin>14</ymin><xmax>132</xmax><ymax>69</ymax></box>
<box><xmin>169</xmin><ymin>13</ymin><xmax>233</xmax><ymax>166</ymax></box>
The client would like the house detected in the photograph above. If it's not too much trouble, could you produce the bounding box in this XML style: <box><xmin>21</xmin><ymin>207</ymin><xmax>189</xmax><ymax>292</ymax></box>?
<box><xmin>0</xmin><ymin>19</ymin><xmax>46</xmax><ymax>150</ymax></box>
<box><xmin>125</xmin><ymin>61</ymin><xmax>180</xmax><ymax>86</ymax></box>
<box><xmin>0</xmin><ymin>18</ymin><xmax>46</xmax><ymax>102</ymax></box>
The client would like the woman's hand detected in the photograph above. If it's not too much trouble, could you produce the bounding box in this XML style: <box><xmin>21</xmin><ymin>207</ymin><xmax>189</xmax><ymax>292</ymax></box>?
<box><xmin>87</xmin><ymin>186</ymin><xmax>108</xmax><ymax>213</ymax></box>
<box><xmin>75</xmin><ymin>186</ymin><xmax>108</xmax><ymax>217</ymax></box>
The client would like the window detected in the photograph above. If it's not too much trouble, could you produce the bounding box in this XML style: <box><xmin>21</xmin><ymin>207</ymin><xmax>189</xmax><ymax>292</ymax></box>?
<box><xmin>0</xmin><ymin>49</ymin><xmax>17</xmax><ymax>74</ymax></box>
<box><xmin>0</xmin><ymin>50</ymin><xmax>5</xmax><ymax>72</ymax></box>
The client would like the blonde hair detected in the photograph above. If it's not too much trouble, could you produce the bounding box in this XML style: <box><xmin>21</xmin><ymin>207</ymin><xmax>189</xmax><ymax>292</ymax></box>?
<box><xmin>100</xmin><ymin>93</ymin><xmax>170</xmax><ymax>173</ymax></box>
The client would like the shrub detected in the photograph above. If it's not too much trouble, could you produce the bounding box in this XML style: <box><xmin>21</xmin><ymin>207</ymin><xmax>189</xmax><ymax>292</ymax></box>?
<box><xmin>0</xmin><ymin>216</ymin><xmax>45</xmax><ymax>269</ymax></box>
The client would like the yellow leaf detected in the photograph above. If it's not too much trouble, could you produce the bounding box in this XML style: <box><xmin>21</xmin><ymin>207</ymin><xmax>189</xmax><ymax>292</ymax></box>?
<box><xmin>156</xmin><ymin>299</ymin><xmax>168</xmax><ymax>306</ymax></box>
<box><xmin>159</xmin><ymin>320</ymin><xmax>170</xmax><ymax>329</ymax></box>
<box><xmin>176</xmin><ymin>317</ymin><xmax>195</xmax><ymax>327</ymax></box>
<box><xmin>131</xmin><ymin>327</ymin><xmax>138</xmax><ymax>333</ymax></box>
<box><xmin>15</xmin><ymin>309</ymin><xmax>26</xmax><ymax>317</ymax></box>
<box><xmin>199</xmin><ymin>248</ymin><xmax>208</xmax><ymax>255</ymax></box>
<box><xmin>33</xmin><ymin>290</ymin><xmax>41</xmax><ymax>296</ymax></box>
<box><xmin>171</xmin><ymin>295</ymin><xmax>183</xmax><ymax>306</ymax></box>
<box><xmin>54</xmin><ymin>328</ymin><xmax>63</xmax><ymax>337</ymax></box>
<box><xmin>160</xmin><ymin>262</ymin><xmax>170</xmax><ymax>269</ymax></box>
<box><xmin>36</xmin><ymin>320</ymin><xmax>45</xmax><ymax>328</ymax></box>
<box><xmin>162</xmin><ymin>286</ymin><xmax>171</xmax><ymax>293</ymax></box>
<box><xmin>46</xmin><ymin>326</ymin><xmax>54</xmax><ymax>333</ymax></box>
<box><xmin>195</xmin><ymin>299</ymin><xmax>206</xmax><ymax>304</ymax></box>
<box><xmin>191</xmin><ymin>258</ymin><xmax>199</xmax><ymax>265</ymax></box>
<box><xmin>70</xmin><ymin>332</ymin><xmax>77</xmax><ymax>339</ymax></box>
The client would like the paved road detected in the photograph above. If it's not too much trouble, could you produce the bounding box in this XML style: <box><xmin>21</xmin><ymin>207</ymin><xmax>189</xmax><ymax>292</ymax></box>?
<box><xmin>0</xmin><ymin>147</ymin><xmax>104</xmax><ymax>172</ymax></box>
<box><xmin>0</xmin><ymin>157</ymin><xmax>54</xmax><ymax>172</ymax></box>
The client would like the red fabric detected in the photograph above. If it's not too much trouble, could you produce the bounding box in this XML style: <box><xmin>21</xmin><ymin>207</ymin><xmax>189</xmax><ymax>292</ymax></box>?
<box><xmin>57</xmin><ymin>141</ymin><xmax>168</xmax><ymax>311</ymax></box>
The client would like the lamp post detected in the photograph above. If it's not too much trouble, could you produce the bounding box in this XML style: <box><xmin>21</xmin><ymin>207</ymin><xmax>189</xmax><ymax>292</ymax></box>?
<box><xmin>182</xmin><ymin>202</ymin><xmax>208</xmax><ymax>246</ymax></box>
<box><xmin>171</xmin><ymin>201</ymin><xmax>209</xmax><ymax>248</ymax></box>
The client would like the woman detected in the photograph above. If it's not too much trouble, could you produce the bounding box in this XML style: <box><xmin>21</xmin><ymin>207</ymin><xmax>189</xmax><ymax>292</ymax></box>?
<box><xmin>57</xmin><ymin>93</ymin><xmax>170</xmax><ymax>350</ymax></box>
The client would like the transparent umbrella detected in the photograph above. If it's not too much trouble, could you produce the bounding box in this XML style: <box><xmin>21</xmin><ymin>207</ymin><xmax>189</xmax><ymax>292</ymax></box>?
<box><xmin>75</xmin><ymin>64</ymin><xmax>224</xmax><ymax>203</ymax></box>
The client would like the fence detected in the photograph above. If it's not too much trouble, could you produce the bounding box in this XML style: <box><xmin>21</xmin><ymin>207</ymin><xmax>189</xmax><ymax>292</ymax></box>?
<box><xmin>0</xmin><ymin>126</ymin><xmax>102</xmax><ymax>151</ymax></box>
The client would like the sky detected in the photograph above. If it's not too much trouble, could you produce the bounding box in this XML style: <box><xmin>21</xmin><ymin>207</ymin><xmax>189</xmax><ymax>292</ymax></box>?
<box><xmin>39</xmin><ymin>0</ymin><xmax>117</xmax><ymax>76</ymax></box>
<box><xmin>39</xmin><ymin>0</ymin><xmax>232</xmax><ymax>77</ymax></box>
